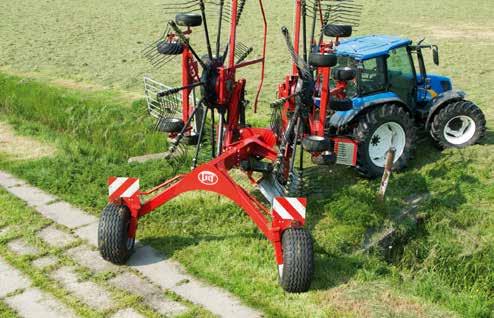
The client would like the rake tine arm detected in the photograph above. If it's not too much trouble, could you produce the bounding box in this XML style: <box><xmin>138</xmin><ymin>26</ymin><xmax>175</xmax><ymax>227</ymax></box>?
<box><xmin>157</xmin><ymin>82</ymin><xmax>204</xmax><ymax>98</ymax></box>
<box><xmin>168</xmin><ymin>21</ymin><xmax>207</xmax><ymax>68</ymax></box>
<box><xmin>281</xmin><ymin>26</ymin><xmax>312</xmax><ymax>79</ymax></box>
<box><xmin>215</xmin><ymin>0</ymin><xmax>225</xmax><ymax>57</ymax></box>
<box><xmin>198</xmin><ymin>0</ymin><xmax>214</xmax><ymax>60</ymax></box>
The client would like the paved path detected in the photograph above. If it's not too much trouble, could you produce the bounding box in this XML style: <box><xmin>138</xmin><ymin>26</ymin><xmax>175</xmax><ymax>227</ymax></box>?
<box><xmin>0</xmin><ymin>171</ymin><xmax>262</xmax><ymax>318</ymax></box>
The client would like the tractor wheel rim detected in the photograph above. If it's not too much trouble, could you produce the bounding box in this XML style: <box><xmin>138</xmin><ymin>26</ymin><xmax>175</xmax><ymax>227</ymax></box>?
<box><xmin>369</xmin><ymin>122</ymin><xmax>406</xmax><ymax>167</ymax></box>
<box><xmin>444</xmin><ymin>115</ymin><xmax>476</xmax><ymax>145</ymax></box>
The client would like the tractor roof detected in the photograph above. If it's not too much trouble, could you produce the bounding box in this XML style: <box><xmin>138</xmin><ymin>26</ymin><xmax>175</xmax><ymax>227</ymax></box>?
<box><xmin>336</xmin><ymin>35</ymin><xmax>412</xmax><ymax>61</ymax></box>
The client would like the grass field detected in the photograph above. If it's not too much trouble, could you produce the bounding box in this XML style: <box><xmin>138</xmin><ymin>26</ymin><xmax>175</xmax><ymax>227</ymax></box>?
<box><xmin>0</xmin><ymin>0</ymin><xmax>493</xmax><ymax>317</ymax></box>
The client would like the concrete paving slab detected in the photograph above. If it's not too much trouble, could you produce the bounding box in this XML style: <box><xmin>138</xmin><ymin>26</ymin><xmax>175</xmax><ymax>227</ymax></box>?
<box><xmin>5</xmin><ymin>185</ymin><xmax>57</xmax><ymax>207</ymax></box>
<box><xmin>0</xmin><ymin>171</ymin><xmax>26</xmax><ymax>188</ymax></box>
<box><xmin>7</xmin><ymin>238</ymin><xmax>39</xmax><ymax>256</ymax></box>
<box><xmin>51</xmin><ymin>266</ymin><xmax>114</xmax><ymax>311</ymax></box>
<box><xmin>38</xmin><ymin>226</ymin><xmax>77</xmax><ymax>248</ymax></box>
<box><xmin>111</xmin><ymin>308</ymin><xmax>145</xmax><ymax>318</ymax></box>
<box><xmin>65</xmin><ymin>245</ymin><xmax>118</xmax><ymax>273</ymax></box>
<box><xmin>36</xmin><ymin>202</ymin><xmax>97</xmax><ymax>229</ymax></box>
<box><xmin>0</xmin><ymin>226</ymin><xmax>10</xmax><ymax>237</ymax></box>
<box><xmin>0</xmin><ymin>257</ymin><xmax>30</xmax><ymax>298</ymax></box>
<box><xmin>109</xmin><ymin>272</ymin><xmax>187</xmax><ymax>316</ymax></box>
<box><xmin>32</xmin><ymin>256</ymin><xmax>58</xmax><ymax>269</ymax></box>
<box><xmin>128</xmin><ymin>246</ymin><xmax>261</xmax><ymax>318</ymax></box>
<box><xmin>74</xmin><ymin>221</ymin><xmax>98</xmax><ymax>246</ymax></box>
<box><xmin>5</xmin><ymin>288</ymin><xmax>76</xmax><ymax>318</ymax></box>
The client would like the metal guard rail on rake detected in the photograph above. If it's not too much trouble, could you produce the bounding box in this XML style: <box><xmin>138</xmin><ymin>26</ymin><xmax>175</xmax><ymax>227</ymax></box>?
<box><xmin>98</xmin><ymin>0</ymin><xmax>315</xmax><ymax>293</ymax></box>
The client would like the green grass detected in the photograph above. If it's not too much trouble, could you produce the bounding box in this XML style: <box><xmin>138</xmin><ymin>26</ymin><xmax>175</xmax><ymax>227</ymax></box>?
<box><xmin>0</xmin><ymin>0</ymin><xmax>493</xmax><ymax>316</ymax></box>
<box><xmin>1</xmin><ymin>72</ymin><xmax>493</xmax><ymax>317</ymax></box>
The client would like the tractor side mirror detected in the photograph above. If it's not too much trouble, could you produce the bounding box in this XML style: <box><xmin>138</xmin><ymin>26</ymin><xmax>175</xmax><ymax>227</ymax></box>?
<box><xmin>432</xmin><ymin>46</ymin><xmax>439</xmax><ymax>66</ymax></box>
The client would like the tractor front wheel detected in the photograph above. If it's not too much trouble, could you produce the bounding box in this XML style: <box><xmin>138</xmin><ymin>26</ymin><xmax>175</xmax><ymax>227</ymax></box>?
<box><xmin>98</xmin><ymin>204</ymin><xmax>135</xmax><ymax>265</ymax></box>
<box><xmin>353</xmin><ymin>105</ymin><xmax>416</xmax><ymax>178</ymax></box>
<box><xmin>430</xmin><ymin>100</ymin><xmax>486</xmax><ymax>149</ymax></box>
<box><xmin>279</xmin><ymin>227</ymin><xmax>314</xmax><ymax>293</ymax></box>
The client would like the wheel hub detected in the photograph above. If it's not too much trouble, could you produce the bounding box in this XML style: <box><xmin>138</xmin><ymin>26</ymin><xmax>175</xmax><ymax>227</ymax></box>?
<box><xmin>368</xmin><ymin>122</ymin><xmax>406</xmax><ymax>167</ymax></box>
<box><xmin>443</xmin><ymin>115</ymin><xmax>476</xmax><ymax>145</ymax></box>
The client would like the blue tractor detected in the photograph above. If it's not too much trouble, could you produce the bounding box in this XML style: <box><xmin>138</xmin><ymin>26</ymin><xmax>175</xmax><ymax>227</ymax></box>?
<box><xmin>322</xmin><ymin>35</ymin><xmax>487</xmax><ymax>178</ymax></box>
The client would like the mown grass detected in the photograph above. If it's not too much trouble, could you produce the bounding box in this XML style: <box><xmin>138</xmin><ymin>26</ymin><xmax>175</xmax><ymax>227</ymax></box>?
<box><xmin>1</xmin><ymin>71</ymin><xmax>493</xmax><ymax>317</ymax></box>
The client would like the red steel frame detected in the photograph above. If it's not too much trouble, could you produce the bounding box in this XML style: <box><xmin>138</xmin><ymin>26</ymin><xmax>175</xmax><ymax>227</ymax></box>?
<box><xmin>111</xmin><ymin>0</ymin><xmax>306</xmax><ymax>268</ymax></box>
<box><xmin>278</xmin><ymin>0</ymin><xmax>356</xmax><ymax>148</ymax></box>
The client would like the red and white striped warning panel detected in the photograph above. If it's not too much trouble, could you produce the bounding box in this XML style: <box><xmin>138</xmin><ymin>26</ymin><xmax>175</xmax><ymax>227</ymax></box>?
<box><xmin>108</xmin><ymin>177</ymin><xmax>140</xmax><ymax>202</ymax></box>
<box><xmin>272</xmin><ymin>197</ymin><xmax>306</xmax><ymax>223</ymax></box>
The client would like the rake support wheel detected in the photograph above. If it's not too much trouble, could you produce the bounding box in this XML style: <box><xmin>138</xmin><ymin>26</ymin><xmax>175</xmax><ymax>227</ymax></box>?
<box><xmin>324</xmin><ymin>24</ymin><xmax>353</xmax><ymax>38</ymax></box>
<box><xmin>156</xmin><ymin>118</ymin><xmax>185</xmax><ymax>133</ymax></box>
<box><xmin>309</xmin><ymin>53</ymin><xmax>337</xmax><ymax>67</ymax></box>
<box><xmin>302</xmin><ymin>136</ymin><xmax>331</xmax><ymax>153</ymax></box>
<box><xmin>157</xmin><ymin>42</ymin><xmax>184</xmax><ymax>55</ymax></box>
<box><xmin>176</xmin><ymin>13</ymin><xmax>203</xmax><ymax>27</ymax></box>
<box><xmin>98</xmin><ymin>204</ymin><xmax>135</xmax><ymax>265</ymax></box>
<box><xmin>279</xmin><ymin>227</ymin><xmax>314</xmax><ymax>293</ymax></box>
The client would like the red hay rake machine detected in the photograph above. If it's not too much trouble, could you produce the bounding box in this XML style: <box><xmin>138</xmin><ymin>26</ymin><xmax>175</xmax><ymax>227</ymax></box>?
<box><xmin>98</xmin><ymin>0</ymin><xmax>367</xmax><ymax>293</ymax></box>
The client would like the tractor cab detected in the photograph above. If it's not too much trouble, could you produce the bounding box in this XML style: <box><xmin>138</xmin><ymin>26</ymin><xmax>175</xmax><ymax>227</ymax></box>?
<box><xmin>333</xmin><ymin>35</ymin><xmax>453</xmax><ymax>118</ymax></box>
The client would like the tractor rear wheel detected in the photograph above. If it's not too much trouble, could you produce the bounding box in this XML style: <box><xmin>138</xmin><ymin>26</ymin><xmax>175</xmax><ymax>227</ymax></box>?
<box><xmin>430</xmin><ymin>100</ymin><xmax>486</xmax><ymax>149</ymax></box>
<box><xmin>98</xmin><ymin>204</ymin><xmax>135</xmax><ymax>265</ymax></box>
<box><xmin>279</xmin><ymin>227</ymin><xmax>314</xmax><ymax>293</ymax></box>
<box><xmin>353</xmin><ymin>105</ymin><xmax>416</xmax><ymax>179</ymax></box>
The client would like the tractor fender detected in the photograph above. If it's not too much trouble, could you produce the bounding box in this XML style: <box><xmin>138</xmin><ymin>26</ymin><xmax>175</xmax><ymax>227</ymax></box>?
<box><xmin>425</xmin><ymin>89</ymin><xmax>466</xmax><ymax>129</ymax></box>
<box><xmin>329</xmin><ymin>92</ymin><xmax>408</xmax><ymax>128</ymax></box>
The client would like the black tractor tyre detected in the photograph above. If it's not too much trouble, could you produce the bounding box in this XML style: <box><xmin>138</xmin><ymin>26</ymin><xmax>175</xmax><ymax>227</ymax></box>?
<box><xmin>156</xmin><ymin>118</ymin><xmax>185</xmax><ymax>133</ymax></box>
<box><xmin>309</xmin><ymin>52</ymin><xmax>337</xmax><ymax>67</ymax></box>
<box><xmin>302</xmin><ymin>136</ymin><xmax>331</xmax><ymax>153</ymax></box>
<box><xmin>157</xmin><ymin>42</ymin><xmax>184</xmax><ymax>55</ymax></box>
<box><xmin>430</xmin><ymin>100</ymin><xmax>486</xmax><ymax>149</ymax></box>
<box><xmin>98</xmin><ymin>204</ymin><xmax>135</xmax><ymax>265</ymax></box>
<box><xmin>353</xmin><ymin>105</ymin><xmax>416</xmax><ymax>179</ymax></box>
<box><xmin>175</xmin><ymin>13</ymin><xmax>203</xmax><ymax>27</ymax></box>
<box><xmin>324</xmin><ymin>24</ymin><xmax>353</xmax><ymax>38</ymax></box>
<box><xmin>279</xmin><ymin>227</ymin><xmax>314</xmax><ymax>293</ymax></box>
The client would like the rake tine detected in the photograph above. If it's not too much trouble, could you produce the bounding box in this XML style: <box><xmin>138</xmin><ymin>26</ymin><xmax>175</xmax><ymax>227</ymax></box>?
<box><xmin>169</xmin><ymin>20</ymin><xmax>207</xmax><ymax>69</ymax></box>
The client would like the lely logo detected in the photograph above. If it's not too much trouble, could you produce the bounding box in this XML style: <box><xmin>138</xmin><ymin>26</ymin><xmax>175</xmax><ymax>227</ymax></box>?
<box><xmin>198</xmin><ymin>171</ymin><xmax>219</xmax><ymax>185</ymax></box>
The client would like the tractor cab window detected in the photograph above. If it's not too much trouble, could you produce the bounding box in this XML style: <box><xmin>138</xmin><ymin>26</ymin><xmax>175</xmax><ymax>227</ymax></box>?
<box><xmin>387</xmin><ymin>47</ymin><xmax>417</xmax><ymax>107</ymax></box>
<box><xmin>358</xmin><ymin>57</ymin><xmax>387</xmax><ymax>95</ymax></box>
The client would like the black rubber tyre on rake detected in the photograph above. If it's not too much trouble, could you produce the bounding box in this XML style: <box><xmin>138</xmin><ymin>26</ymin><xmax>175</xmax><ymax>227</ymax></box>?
<box><xmin>157</xmin><ymin>42</ymin><xmax>184</xmax><ymax>55</ymax></box>
<box><xmin>353</xmin><ymin>104</ymin><xmax>416</xmax><ymax>179</ymax></box>
<box><xmin>175</xmin><ymin>13</ymin><xmax>203</xmax><ymax>27</ymax></box>
<box><xmin>430</xmin><ymin>100</ymin><xmax>486</xmax><ymax>149</ymax></box>
<box><xmin>324</xmin><ymin>24</ymin><xmax>353</xmax><ymax>38</ymax></box>
<box><xmin>279</xmin><ymin>227</ymin><xmax>314</xmax><ymax>293</ymax></box>
<box><xmin>98</xmin><ymin>204</ymin><xmax>135</xmax><ymax>265</ymax></box>
<box><xmin>309</xmin><ymin>53</ymin><xmax>337</xmax><ymax>67</ymax></box>
<box><xmin>302</xmin><ymin>136</ymin><xmax>331</xmax><ymax>153</ymax></box>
